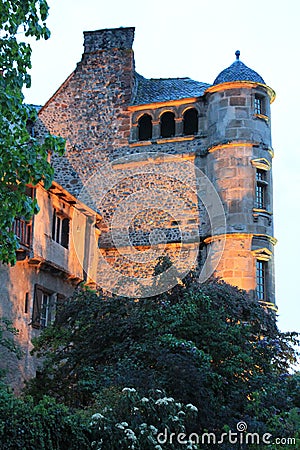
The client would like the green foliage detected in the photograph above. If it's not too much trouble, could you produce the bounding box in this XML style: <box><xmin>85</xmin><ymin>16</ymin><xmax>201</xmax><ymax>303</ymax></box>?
<box><xmin>0</xmin><ymin>318</ymin><xmax>22</xmax><ymax>379</ymax></box>
<box><xmin>90</xmin><ymin>387</ymin><xmax>199</xmax><ymax>449</ymax></box>
<box><xmin>0</xmin><ymin>386</ymin><xmax>90</xmax><ymax>450</ymax></box>
<box><xmin>0</xmin><ymin>0</ymin><xmax>65</xmax><ymax>264</ymax></box>
<box><xmin>0</xmin><ymin>317</ymin><xmax>20</xmax><ymax>357</ymax></box>
<box><xmin>27</xmin><ymin>275</ymin><xmax>300</xmax><ymax>443</ymax></box>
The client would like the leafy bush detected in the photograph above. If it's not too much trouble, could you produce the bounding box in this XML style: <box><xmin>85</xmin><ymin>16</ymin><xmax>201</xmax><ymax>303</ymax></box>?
<box><xmin>0</xmin><ymin>386</ymin><xmax>90</xmax><ymax>450</ymax></box>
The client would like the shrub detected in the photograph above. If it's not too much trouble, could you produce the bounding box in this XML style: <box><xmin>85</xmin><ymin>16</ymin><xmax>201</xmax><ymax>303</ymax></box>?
<box><xmin>90</xmin><ymin>387</ymin><xmax>199</xmax><ymax>449</ymax></box>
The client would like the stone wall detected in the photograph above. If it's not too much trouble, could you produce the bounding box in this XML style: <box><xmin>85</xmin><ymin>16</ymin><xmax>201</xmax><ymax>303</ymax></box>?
<box><xmin>205</xmin><ymin>234</ymin><xmax>255</xmax><ymax>292</ymax></box>
<box><xmin>205</xmin><ymin>143</ymin><xmax>273</xmax><ymax>236</ymax></box>
<box><xmin>206</xmin><ymin>85</ymin><xmax>272</xmax><ymax>148</ymax></box>
<box><xmin>0</xmin><ymin>261</ymin><xmax>75</xmax><ymax>390</ymax></box>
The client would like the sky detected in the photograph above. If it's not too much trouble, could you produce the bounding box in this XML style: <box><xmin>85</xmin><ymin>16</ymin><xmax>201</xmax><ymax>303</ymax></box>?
<box><xmin>24</xmin><ymin>0</ymin><xmax>300</xmax><ymax>336</ymax></box>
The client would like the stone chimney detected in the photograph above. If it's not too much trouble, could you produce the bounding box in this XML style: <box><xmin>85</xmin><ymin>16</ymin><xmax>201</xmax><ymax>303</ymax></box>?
<box><xmin>81</xmin><ymin>27</ymin><xmax>135</xmax><ymax>103</ymax></box>
<box><xmin>83</xmin><ymin>27</ymin><xmax>135</xmax><ymax>53</ymax></box>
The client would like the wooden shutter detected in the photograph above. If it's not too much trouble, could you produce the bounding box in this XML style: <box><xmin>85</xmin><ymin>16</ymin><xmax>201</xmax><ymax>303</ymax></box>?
<box><xmin>32</xmin><ymin>285</ymin><xmax>43</xmax><ymax>328</ymax></box>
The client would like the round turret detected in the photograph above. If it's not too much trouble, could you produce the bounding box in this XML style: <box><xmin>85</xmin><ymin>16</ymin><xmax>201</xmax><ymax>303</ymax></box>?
<box><xmin>205</xmin><ymin>51</ymin><xmax>275</xmax><ymax>148</ymax></box>
<box><xmin>203</xmin><ymin>51</ymin><xmax>276</xmax><ymax>306</ymax></box>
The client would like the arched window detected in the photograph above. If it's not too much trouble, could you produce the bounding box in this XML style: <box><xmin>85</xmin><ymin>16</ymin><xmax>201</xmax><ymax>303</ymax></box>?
<box><xmin>160</xmin><ymin>112</ymin><xmax>175</xmax><ymax>138</ymax></box>
<box><xmin>183</xmin><ymin>108</ymin><xmax>198</xmax><ymax>135</ymax></box>
<box><xmin>138</xmin><ymin>114</ymin><xmax>152</xmax><ymax>141</ymax></box>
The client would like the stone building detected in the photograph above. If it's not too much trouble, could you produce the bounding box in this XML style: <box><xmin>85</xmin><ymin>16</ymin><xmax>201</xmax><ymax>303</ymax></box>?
<box><xmin>0</xmin><ymin>26</ymin><xmax>277</xmax><ymax>387</ymax></box>
<box><xmin>0</xmin><ymin>180</ymin><xmax>101</xmax><ymax>387</ymax></box>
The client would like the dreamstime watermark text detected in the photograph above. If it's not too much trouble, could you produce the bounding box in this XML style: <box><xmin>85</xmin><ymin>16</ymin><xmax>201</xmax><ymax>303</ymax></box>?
<box><xmin>157</xmin><ymin>421</ymin><xmax>296</xmax><ymax>447</ymax></box>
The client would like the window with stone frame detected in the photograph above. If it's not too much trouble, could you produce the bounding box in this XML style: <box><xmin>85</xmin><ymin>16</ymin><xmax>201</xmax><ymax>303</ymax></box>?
<box><xmin>52</xmin><ymin>208</ymin><xmax>70</xmax><ymax>249</ymax></box>
<box><xmin>138</xmin><ymin>114</ymin><xmax>152</xmax><ymax>141</ymax></box>
<box><xmin>160</xmin><ymin>111</ymin><xmax>175</xmax><ymax>138</ymax></box>
<box><xmin>183</xmin><ymin>108</ymin><xmax>198</xmax><ymax>135</ymax></box>
<box><xmin>256</xmin><ymin>259</ymin><xmax>267</xmax><ymax>301</ymax></box>
<box><xmin>255</xmin><ymin>169</ymin><xmax>268</xmax><ymax>209</ymax></box>
<box><xmin>254</xmin><ymin>94</ymin><xmax>266</xmax><ymax>116</ymax></box>
<box><xmin>32</xmin><ymin>285</ymin><xmax>56</xmax><ymax>329</ymax></box>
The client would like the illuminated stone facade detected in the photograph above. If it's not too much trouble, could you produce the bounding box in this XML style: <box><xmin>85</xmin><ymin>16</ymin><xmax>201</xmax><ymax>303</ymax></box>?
<box><xmin>0</xmin><ymin>27</ymin><xmax>277</xmax><ymax>387</ymax></box>
<box><xmin>0</xmin><ymin>181</ymin><xmax>101</xmax><ymax>388</ymax></box>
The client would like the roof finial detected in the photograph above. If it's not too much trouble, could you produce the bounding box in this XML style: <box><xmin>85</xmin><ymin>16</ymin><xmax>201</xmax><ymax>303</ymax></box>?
<box><xmin>235</xmin><ymin>50</ymin><xmax>240</xmax><ymax>60</ymax></box>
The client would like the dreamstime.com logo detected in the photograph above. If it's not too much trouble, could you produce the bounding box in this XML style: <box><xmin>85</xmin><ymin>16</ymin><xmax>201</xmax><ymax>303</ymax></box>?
<box><xmin>156</xmin><ymin>421</ymin><xmax>296</xmax><ymax>447</ymax></box>
<box><xmin>72</xmin><ymin>152</ymin><xmax>226</xmax><ymax>298</ymax></box>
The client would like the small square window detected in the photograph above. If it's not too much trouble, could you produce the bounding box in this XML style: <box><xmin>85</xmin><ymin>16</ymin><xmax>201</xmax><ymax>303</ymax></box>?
<box><xmin>254</xmin><ymin>94</ymin><xmax>266</xmax><ymax>115</ymax></box>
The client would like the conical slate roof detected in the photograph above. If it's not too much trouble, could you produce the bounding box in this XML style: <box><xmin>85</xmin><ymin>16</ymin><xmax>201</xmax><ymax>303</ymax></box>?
<box><xmin>213</xmin><ymin>51</ymin><xmax>265</xmax><ymax>85</ymax></box>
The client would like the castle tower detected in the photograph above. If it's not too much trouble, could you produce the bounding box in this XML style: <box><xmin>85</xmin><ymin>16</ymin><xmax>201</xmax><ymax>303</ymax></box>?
<box><xmin>203</xmin><ymin>51</ymin><xmax>276</xmax><ymax>309</ymax></box>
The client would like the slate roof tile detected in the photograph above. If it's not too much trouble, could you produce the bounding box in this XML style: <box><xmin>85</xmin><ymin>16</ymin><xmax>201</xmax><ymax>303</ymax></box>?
<box><xmin>132</xmin><ymin>73</ymin><xmax>210</xmax><ymax>105</ymax></box>
<box><xmin>213</xmin><ymin>60</ymin><xmax>265</xmax><ymax>85</ymax></box>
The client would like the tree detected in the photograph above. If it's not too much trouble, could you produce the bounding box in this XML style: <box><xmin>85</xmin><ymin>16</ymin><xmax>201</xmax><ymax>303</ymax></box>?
<box><xmin>0</xmin><ymin>0</ymin><xmax>65</xmax><ymax>264</ymax></box>
<box><xmin>0</xmin><ymin>317</ymin><xmax>22</xmax><ymax>379</ymax></box>
<box><xmin>27</xmin><ymin>274</ymin><xmax>300</xmax><ymax>442</ymax></box>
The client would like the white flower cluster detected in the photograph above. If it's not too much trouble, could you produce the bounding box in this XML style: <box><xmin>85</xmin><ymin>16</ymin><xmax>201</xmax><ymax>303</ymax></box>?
<box><xmin>124</xmin><ymin>428</ymin><xmax>137</xmax><ymax>441</ymax></box>
<box><xmin>114</xmin><ymin>423</ymin><xmax>139</xmax><ymax>449</ymax></box>
<box><xmin>90</xmin><ymin>412</ymin><xmax>105</xmax><ymax>426</ymax></box>
<box><xmin>122</xmin><ymin>387</ymin><xmax>136</xmax><ymax>393</ymax></box>
<box><xmin>115</xmin><ymin>422</ymin><xmax>129</xmax><ymax>430</ymax></box>
<box><xmin>89</xmin><ymin>389</ymin><xmax>198</xmax><ymax>450</ymax></box>
<box><xmin>155</xmin><ymin>397</ymin><xmax>175</xmax><ymax>406</ymax></box>
<box><xmin>91</xmin><ymin>413</ymin><xmax>105</xmax><ymax>420</ymax></box>
<box><xmin>186</xmin><ymin>404</ymin><xmax>198</xmax><ymax>412</ymax></box>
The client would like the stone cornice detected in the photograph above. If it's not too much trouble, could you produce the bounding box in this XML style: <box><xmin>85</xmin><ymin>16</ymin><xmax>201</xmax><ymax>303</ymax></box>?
<box><xmin>204</xmin><ymin>233</ymin><xmax>253</xmax><ymax>245</ymax></box>
<box><xmin>127</xmin><ymin>97</ymin><xmax>199</xmax><ymax>112</ymax></box>
<box><xmin>205</xmin><ymin>81</ymin><xmax>276</xmax><ymax>103</ymax></box>
<box><xmin>208</xmin><ymin>141</ymin><xmax>256</xmax><ymax>153</ymax></box>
